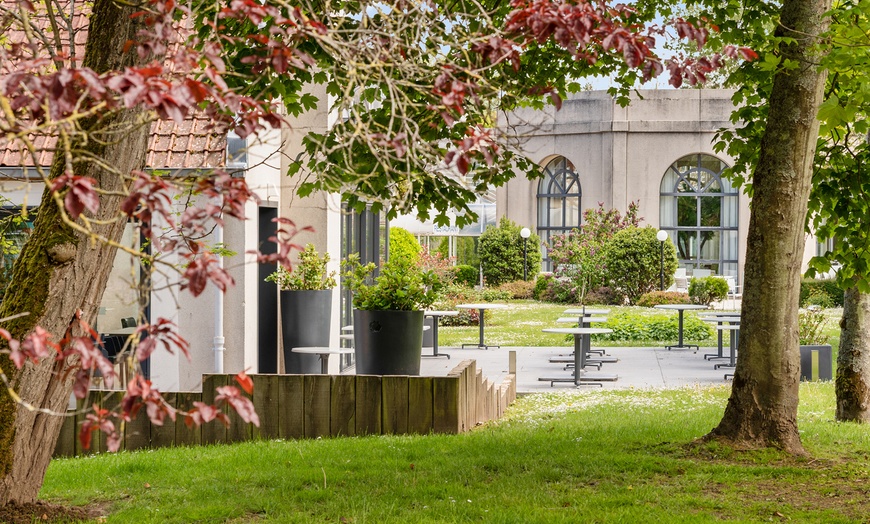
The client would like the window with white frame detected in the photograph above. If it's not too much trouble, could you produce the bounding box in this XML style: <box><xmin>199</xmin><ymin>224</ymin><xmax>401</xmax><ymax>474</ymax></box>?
<box><xmin>536</xmin><ymin>157</ymin><xmax>581</xmax><ymax>271</ymax></box>
<box><xmin>659</xmin><ymin>154</ymin><xmax>739</xmax><ymax>279</ymax></box>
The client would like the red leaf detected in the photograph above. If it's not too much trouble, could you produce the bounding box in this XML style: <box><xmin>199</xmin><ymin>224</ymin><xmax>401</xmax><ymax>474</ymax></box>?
<box><xmin>739</xmin><ymin>47</ymin><xmax>759</xmax><ymax>61</ymax></box>
<box><xmin>235</xmin><ymin>371</ymin><xmax>254</xmax><ymax>395</ymax></box>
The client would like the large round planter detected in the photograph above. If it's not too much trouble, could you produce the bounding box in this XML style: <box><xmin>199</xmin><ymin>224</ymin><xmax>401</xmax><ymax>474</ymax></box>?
<box><xmin>353</xmin><ymin>309</ymin><xmax>423</xmax><ymax>375</ymax></box>
<box><xmin>281</xmin><ymin>289</ymin><xmax>333</xmax><ymax>374</ymax></box>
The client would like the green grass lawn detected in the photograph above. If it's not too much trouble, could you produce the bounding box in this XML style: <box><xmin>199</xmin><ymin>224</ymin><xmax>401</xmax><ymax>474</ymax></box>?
<box><xmin>41</xmin><ymin>382</ymin><xmax>870</xmax><ymax>523</ymax></box>
<box><xmin>438</xmin><ymin>300</ymin><xmax>843</xmax><ymax>353</ymax></box>
<box><xmin>436</xmin><ymin>300</ymin><xmax>843</xmax><ymax>352</ymax></box>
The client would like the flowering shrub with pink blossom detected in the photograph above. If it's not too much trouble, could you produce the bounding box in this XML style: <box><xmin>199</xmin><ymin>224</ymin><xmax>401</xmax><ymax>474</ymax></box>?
<box><xmin>547</xmin><ymin>202</ymin><xmax>641</xmax><ymax>303</ymax></box>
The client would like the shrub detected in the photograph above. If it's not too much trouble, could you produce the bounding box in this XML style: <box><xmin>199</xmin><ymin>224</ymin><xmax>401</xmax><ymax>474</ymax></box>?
<box><xmin>637</xmin><ymin>291</ymin><xmax>691</xmax><ymax>307</ymax></box>
<box><xmin>532</xmin><ymin>273</ymin><xmax>554</xmax><ymax>300</ymax></box>
<box><xmin>798</xmin><ymin>306</ymin><xmax>830</xmax><ymax>345</ymax></box>
<box><xmin>688</xmin><ymin>276</ymin><xmax>729</xmax><ymax>305</ymax></box>
<box><xmin>431</xmin><ymin>284</ymin><xmax>491</xmax><ymax>326</ymax></box>
<box><xmin>584</xmin><ymin>286</ymin><xmax>622</xmax><ymax>305</ymax></box>
<box><xmin>419</xmin><ymin>247</ymin><xmax>455</xmax><ymax>286</ymax></box>
<box><xmin>603</xmin><ymin>226</ymin><xmax>678</xmax><ymax>305</ymax></box>
<box><xmin>802</xmin><ymin>287</ymin><xmax>834</xmax><ymax>309</ymax></box>
<box><xmin>498</xmin><ymin>280</ymin><xmax>535</xmax><ymax>299</ymax></box>
<box><xmin>548</xmin><ymin>202</ymin><xmax>641</xmax><ymax>302</ymax></box>
<box><xmin>800</xmin><ymin>279</ymin><xmax>844</xmax><ymax>307</ymax></box>
<box><xmin>479</xmin><ymin>217</ymin><xmax>541</xmax><ymax>286</ymax></box>
<box><xmin>542</xmin><ymin>277</ymin><xmax>579</xmax><ymax>303</ymax></box>
<box><xmin>265</xmin><ymin>243</ymin><xmax>336</xmax><ymax>291</ymax></box>
<box><xmin>452</xmin><ymin>264</ymin><xmax>479</xmax><ymax>287</ymax></box>
<box><xmin>481</xmin><ymin>289</ymin><xmax>513</xmax><ymax>301</ymax></box>
<box><xmin>388</xmin><ymin>226</ymin><xmax>421</xmax><ymax>264</ymax></box>
<box><xmin>592</xmin><ymin>310</ymin><xmax>714</xmax><ymax>342</ymax></box>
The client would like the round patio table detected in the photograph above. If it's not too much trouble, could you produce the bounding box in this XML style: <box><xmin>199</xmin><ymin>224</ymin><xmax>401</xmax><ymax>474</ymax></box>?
<box><xmin>653</xmin><ymin>304</ymin><xmax>709</xmax><ymax>351</ymax></box>
<box><xmin>541</xmin><ymin>327</ymin><xmax>617</xmax><ymax>386</ymax></box>
<box><xmin>291</xmin><ymin>347</ymin><xmax>354</xmax><ymax>374</ymax></box>
<box><xmin>423</xmin><ymin>310</ymin><xmax>458</xmax><ymax>359</ymax></box>
<box><xmin>456</xmin><ymin>303</ymin><xmax>508</xmax><ymax>349</ymax></box>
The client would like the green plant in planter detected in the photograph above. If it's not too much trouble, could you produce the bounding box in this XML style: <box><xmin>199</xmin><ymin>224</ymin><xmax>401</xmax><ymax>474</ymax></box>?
<box><xmin>343</xmin><ymin>254</ymin><xmax>442</xmax><ymax>310</ymax></box>
<box><xmin>266</xmin><ymin>243</ymin><xmax>337</xmax><ymax>290</ymax></box>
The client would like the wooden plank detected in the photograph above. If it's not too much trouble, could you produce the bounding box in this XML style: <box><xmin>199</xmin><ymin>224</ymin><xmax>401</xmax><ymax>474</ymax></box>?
<box><xmin>457</xmin><ymin>365</ymin><xmax>468</xmax><ymax>432</ymax></box>
<box><xmin>355</xmin><ymin>375</ymin><xmax>382</xmax><ymax>436</ymax></box>
<box><xmin>408</xmin><ymin>377</ymin><xmax>433</xmax><ymax>435</ymax></box>
<box><xmin>448</xmin><ymin>359</ymin><xmax>473</xmax><ymax>377</ymax></box>
<box><xmin>488</xmin><ymin>380</ymin><xmax>496</xmax><ymax>422</ymax></box>
<box><xmin>226</xmin><ymin>377</ymin><xmax>253</xmax><ymax>445</ymax></box>
<box><xmin>175</xmin><ymin>392</ymin><xmax>203</xmax><ymax>447</ymax></box>
<box><xmin>125</xmin><ymin>400</ymin><xmax>152</xmax><ymax>451</ymax></box>
<box><xmin>53</xmin><ymin>408</ymin><xmax>77</xmax><ymax>458</ymax></box>
<box><xmin>382</xmin><ymin>376</ymin><xmax>409</xmax><ymax>435</ymax></box>
<box><xmin>475</xmin><ymin>370</ymin><xmax>484</xmax><ymax>426</ymax></box>
<box><xmin>201</xmin><ymin>374</ymin><xmax>227</xmax><ymax>445</ymax></box>
<box><xmin>303</xmin><ymin>375</ymin><xmax>331</xmax><ymax>438</ymax></box>
<box><xmin>252</xmin><ymin>375</ymin><xmax>280</xmax><ymax>440</ymax></box>
<box><xmin>432</xmin><ymin>376</ymin><xmax>460</xmax><ymax>434</ymax></box>
<box><xmin>278</xmin><ymin>375</ymin><xmax>304</xmax><ymax>439</ymax></box>
<box><xmin>98</xmin><ymin>391</ymin><xmax>119</xmax><ymax>453</ymax></box>
<box><xmin>330</xmin><ymin>375</ymin><xmax>356</xmax><ymax>437</ymax></box>
<box><xmin>80</xmin><ymin>391</ymin><xmax>103</xmax><ymax>455</ymax></box>
<box><xmin>151</xmin><ymin>392</ymin><xmax>177</xmax><ymax>450</ymax></box>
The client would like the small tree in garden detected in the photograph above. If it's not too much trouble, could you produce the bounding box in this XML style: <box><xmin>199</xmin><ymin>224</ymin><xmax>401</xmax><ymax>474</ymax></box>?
<box><xmin>603</xmin><ymin>226</ymin><xmax>678</xmax><ymax>305</ymax></box>
<box><xmin>478</xmin><ymin>217</ymin><xmax>541</xmax><ymax>286</ymax></box>
<box><xmin>548</xmin><ymin>202</ymin><xmax>641</xmax><ymax>300</ymax></box>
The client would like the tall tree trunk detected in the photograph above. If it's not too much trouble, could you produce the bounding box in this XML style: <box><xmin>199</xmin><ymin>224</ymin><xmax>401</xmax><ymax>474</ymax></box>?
<box><xmin>836</xmin><ymin>287</ymin><xmax>870</xmax><ymax>421</ymax></box>
<box><xmin>705</xmin><ymin>0</ymin><xmax>830</xmax><ymax>454</ymax></box>
<box><xmin>0</xmin><ymin>0</ymin><xmax>150</xmax><ymax>505</ymax></box>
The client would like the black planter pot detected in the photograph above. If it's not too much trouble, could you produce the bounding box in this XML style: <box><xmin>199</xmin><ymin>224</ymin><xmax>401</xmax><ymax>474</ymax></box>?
<box><xmin>280</xmin><ymin>289</ymin><xmax>333</xmax><ymax>374</ymax></box>
<box><xmin>353</xmin><ymin>309</ymin><xmax>424</xmax><ymax>375</ymax></box>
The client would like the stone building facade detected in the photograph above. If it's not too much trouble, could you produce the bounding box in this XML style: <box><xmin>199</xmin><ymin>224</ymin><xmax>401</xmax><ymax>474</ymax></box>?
<box><xmin>497</xmin><ymin>89</ymin><xmax>772</xmax><ymax>286</ymax></box>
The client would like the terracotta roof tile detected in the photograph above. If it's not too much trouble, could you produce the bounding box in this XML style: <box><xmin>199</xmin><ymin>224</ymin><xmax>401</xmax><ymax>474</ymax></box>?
<box><xmin>1</xmin><ymin>0</ymin><xmax>227</xmax><ymax>171</ymax></box>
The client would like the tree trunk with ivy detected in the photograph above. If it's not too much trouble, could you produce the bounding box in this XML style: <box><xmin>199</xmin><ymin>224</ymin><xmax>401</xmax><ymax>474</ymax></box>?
<box><xmin>0</xmin><ymin>0</ymin><xmax>150</xmax><ymax>505</ymax></box>
<box><xmin>704</xmin><ymin>0</ymin><xmax>830</xmax><ymax>454</ymax></box>
<box><xmin>836</xmin><ymin>287</ymin><xmax>870</xmax><ymax>422</ymax></box>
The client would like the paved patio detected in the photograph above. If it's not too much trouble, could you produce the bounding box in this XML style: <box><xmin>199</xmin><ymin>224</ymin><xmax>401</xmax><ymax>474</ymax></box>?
<box><xmin>418</xmin><ymin>344</ymin><xmax>733</xmax><ymax>393</ymax></box>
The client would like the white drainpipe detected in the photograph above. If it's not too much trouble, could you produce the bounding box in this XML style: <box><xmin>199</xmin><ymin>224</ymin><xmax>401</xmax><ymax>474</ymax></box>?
<box><xmin>213</xmin><ymin>221</ymin><xmax>225</xmax><ymax>374</ymax></box>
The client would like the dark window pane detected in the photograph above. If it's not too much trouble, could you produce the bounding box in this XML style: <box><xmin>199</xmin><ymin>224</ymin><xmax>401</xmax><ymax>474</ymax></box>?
<box><xmin>677</xmin><ymin>196</ymin><xmax>697</xmax><ymax>227</ymax></box>
<box><xmin>700</xmin><ymin>196</ymin><xmax>721</xmax><ymax>227</ymax></box>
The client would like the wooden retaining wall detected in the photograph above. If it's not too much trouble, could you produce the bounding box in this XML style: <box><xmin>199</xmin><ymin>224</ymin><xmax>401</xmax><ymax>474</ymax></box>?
<box><xmin>53</xmin><ymin>358</ymin><xmax>517</xmax><ymax>457</ymax></box>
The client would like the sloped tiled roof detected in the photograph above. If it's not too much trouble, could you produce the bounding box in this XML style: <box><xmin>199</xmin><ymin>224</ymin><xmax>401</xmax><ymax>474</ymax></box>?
<box><xmin>0</xmin><ymin>0</ymin><xmax>226</xmax><ymax>171</ymax></box>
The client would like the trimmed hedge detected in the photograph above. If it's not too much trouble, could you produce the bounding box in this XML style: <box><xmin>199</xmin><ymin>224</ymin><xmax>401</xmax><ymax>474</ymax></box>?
<box><xmin>637</xmin><ymin>291</ymin><xmax>691</xmax><ymax>307</ymax></box>
<box><xmin>497</xmin><ymin>280</ymin><xmax>536</xmax><ymax>299</ymax></box>
<box><xmin>592</xmin><ymin>310</ymin><xmax>714</xmax><ymax>342</ymax></box>
<box><xmin>453</xmin><ymin>264</ymin><xmax>479</xmax><ymax>287</ymax></box>
<box><xmin>800</xmin><ymin>279</ymin><xmax>844</xmax><ymax>308</ymax></box>
<box><xmin>688</xmin><ymin>276</ymin><xmax>729</xmax><ymax>305</ymax></box>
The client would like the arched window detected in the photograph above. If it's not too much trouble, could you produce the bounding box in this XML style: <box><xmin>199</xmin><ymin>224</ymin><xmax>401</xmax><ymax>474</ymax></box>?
<box><xmin>537</xmin><ymin>157</ymin><xmax>581</xmax><ymax>270</ymax></box>
<box><xmin>659</xmin><ymin>154</ymin><xmax>739</xmax><ymax>279</ymax></box>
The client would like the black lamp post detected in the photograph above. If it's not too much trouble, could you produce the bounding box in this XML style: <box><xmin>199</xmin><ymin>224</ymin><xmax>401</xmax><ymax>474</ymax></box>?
<box><xmin>656</xmin><ymin>229</ymin><xmax>668</xmax><ymax>291</ymax></box>
<box><xmin>520</xmin><ymin>227</ymin><xmax>531</xmax><ymax>281</ymax></box>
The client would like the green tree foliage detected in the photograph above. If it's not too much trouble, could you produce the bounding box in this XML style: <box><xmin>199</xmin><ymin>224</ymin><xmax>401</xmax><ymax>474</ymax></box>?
<box><xmin>388</xmin><ymin>227</ymin><xmax>422</xmax><ymax>265</ymax></box>
<box><xmin>478</xmin><ymin>217</ymin><xmax>541</xmax><ymax>286</ymax></box>
<box><xmin>603</xmin><ymin>227</ymin><xmax>678</xmax><ymax>305</ymax></box>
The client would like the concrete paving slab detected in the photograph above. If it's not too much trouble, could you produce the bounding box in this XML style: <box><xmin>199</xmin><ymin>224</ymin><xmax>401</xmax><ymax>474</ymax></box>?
<box><xmin>418</xmin><ymin>344</ymin><xmax>733</xmax><ymax>393</ymax></box>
